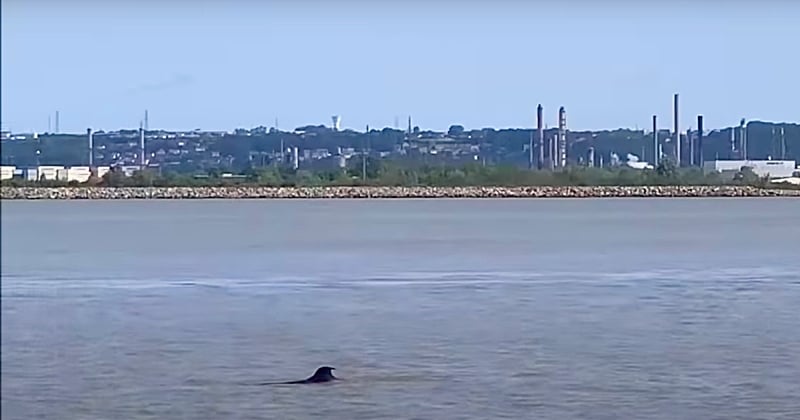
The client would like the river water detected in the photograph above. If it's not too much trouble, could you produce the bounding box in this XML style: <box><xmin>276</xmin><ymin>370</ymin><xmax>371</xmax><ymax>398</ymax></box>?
<box><xmin>2</xmin><ymin>198</ymin><xmax>799</xmax><ymax>419</ymax></box>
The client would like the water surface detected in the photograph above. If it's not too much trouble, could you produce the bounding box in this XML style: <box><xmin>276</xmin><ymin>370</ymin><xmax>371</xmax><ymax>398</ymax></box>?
<box><xmin>2</xmin><ymin>198</ymin><xmax>799</xmax><ymax>419</ymax></box>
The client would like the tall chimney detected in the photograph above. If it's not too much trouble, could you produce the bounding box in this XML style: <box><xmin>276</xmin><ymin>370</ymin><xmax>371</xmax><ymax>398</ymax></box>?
<box><xmin>139</xmin><ymin>126</ymin><xmax>146</xmax><ymax>167</ymax></box>
<box><xmin>780</xmin><ymin>127</ymin><xmax>786</xmax><ymax>159</ymax></box>
<box><xmin>87</xmin><ymin>128</ymin><xmax>94</xmax><ymax>167</ymax></box>
<box><xmin>528</xmin><ymin>130</ymin><xmax>534</xmax><ymax>170</ymax></box>
<box><xmin>739</xmin><ymin>118</ymin><xmax>747</xmax><ymax>160</ymax></box>
<box><xmin>697</xmin><ymin>115</ymin><xmax>704</xmax><ymax>166</ymax></box>
<box><xmin>586</xmin><ymin>147</ymin><xmax>595</xmax><ymax>167</ymax></box>
<box><xmin>673</xmin><ymin>93</ymin><xmax>680</xmax><ymax>166</ymax></box>
<box><xmin>536</xmin><ymin>104</ymin><xmax>544</xmax><ymax>169</ymax></box>
<box><xmin>55</xmin><ymin>111</ymin><xmax>60</xmax><ymax>134</ymax></box>
<box><xmin>652</xmin><ymin>115</ymin><xmax>658</xmax><ymax>166</ymax></box>
<box><xmin>558</xmin><ymin>106</ymin><xmax>567</xmax><ymax>168</ymax></box>
<box><xmin>363</xmin><ymin>124</ymin><xmax>369</xmax><ymax>180</ymax></box>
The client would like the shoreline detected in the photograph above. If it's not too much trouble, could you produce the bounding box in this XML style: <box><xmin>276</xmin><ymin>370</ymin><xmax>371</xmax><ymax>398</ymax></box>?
<box><xmin>2</xmin><ymin>185</ymin><xmax>800</xmax><ymax>200</ymax></box>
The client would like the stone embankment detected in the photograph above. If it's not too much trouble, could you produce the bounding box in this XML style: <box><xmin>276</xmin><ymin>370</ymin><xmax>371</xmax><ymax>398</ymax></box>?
<box><xmin>2</xmin><ymin>185</ymin><xmax>799</xmax><ymax>200</ymax></box>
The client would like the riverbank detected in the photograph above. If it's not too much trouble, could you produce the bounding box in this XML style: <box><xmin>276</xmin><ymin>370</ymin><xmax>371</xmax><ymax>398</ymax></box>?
<box><xmin>2</xmin><ymin>185</ymin><xmax>800</xmax><ymax>200</ymax></box>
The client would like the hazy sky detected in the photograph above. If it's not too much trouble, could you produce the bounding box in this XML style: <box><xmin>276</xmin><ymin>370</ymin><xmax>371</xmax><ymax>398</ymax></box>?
<box><xmin>2</xmin><ymin>1</ymin><xmax>799</xmax><ymax>133</ymax></box>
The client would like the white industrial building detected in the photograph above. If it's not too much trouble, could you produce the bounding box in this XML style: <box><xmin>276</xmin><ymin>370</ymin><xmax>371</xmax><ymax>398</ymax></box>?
<box><xmin>33</xmin><ymin>165</ymin><xmax>63</xmax><ymax>181</ymax></box>
<box><xmin>771</xmin><ymin>176</ymin><xmax>800</xmax><ymax>186</ymax></box>
<box><xmin>117</xmin><ymin>165</ymin><xmax>143</xmax><ymax>177</ymax></box>
<box><xmin>94</xmin><ymin>166</ymin><xmax>111</xmax><ymax>179</ymax></box>
<box><xmin>58</xmin><ymin>166</ymin><xmax>92</xmax><ymax>183</ymax></box>
<box><xmin>1</xmin><ymin>165</ymin><xmax>16</xmax><ymax>180</ymax></box>
<box><xmin>703</xmin><ymin>160</ymin><xmax>798</xmax><ymax>179</ymax></box>
<box><xmin>13</xmin><ymin>165</ymin><xmax>111</xmax><ymax>182</ymax></box>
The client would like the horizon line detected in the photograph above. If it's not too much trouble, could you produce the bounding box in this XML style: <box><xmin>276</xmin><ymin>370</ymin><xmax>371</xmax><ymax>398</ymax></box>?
<box><xmin>3</xmin><ymin>119</ymin><xmax>799</xmax><ymax>136</ymax></box>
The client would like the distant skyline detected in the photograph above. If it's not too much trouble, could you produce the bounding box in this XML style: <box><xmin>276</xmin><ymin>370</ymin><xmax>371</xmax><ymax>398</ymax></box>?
<box><xmin>2</xmin><ymin>1</ymin><xmax>800</xmax><ymax>134</ymax></box>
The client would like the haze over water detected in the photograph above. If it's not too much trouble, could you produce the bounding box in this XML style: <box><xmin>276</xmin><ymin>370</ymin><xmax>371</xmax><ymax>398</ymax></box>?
<box><xmin>2</xmin><ymin>198</ymin><xmax>799</xmax><ymax>419</ymax></box>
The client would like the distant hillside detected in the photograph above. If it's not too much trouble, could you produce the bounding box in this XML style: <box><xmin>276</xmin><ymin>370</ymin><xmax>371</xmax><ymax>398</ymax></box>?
<box><xmin>1</xmin><ymin>122</ymin><xmax>797</xmax><ymax>170</ymax></box>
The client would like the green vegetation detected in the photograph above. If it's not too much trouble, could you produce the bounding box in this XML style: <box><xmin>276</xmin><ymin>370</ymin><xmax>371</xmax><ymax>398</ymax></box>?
<box><xmin>5</xmin><ymin>159</ymin><xmax>795</xmax><ymax>189</ymax></box>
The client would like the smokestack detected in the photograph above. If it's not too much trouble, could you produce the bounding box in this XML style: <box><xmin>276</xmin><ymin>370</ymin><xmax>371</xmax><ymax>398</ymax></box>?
<box><xmin>537</xmin><ymin>104</ymin><xmax>544</xmax><ymax>169</ymax></box>
<box><xmin>740</xmin><ymin>118</ymin><xmax>747</xmax><ymax>160</ymax></box>
<box><xmin>697</xmin><ymin>115</ymin><xmax>704</xmax><ymax>166</ymax></box>
<box><xmin>586</xmin><ymin>147</ymin><xmax>595</xmax><ymax>167</ymax></box>
<box><xmin>363</xmin><ymin>124</ymin><xmax>369</xmax><ymax>180</ymax></box>
<box><xmin>673</xmin><ymin>93</ymin><xmax>680</xmax><ymax>166</ymax></box>
<box><xmin>528</xmin><ymin>130</ymin><xmax>534</xmax><ymax>170</ymax></box>
<box><xmin>780</xmin><ymin>126</ymin><xmax>786</xmax><ymax>159</ymax></box>
<box><xmin>144</xmin><ymin>110</ymin><xmax>149</xmax><ymax>131</ymax></box>
<box><xmin>55</xmin><ymin>111</ymin><xmax>60</xmax><ymax>134</ymax></box>
<box><xmin>139</xmin><ymin>126</ymin><xmax>146</xmax><ymax>167</ymax></box>
<box><xmin>87</xmin><ymin>128</ymin><xmax>94</xmax><ymax>167</ymax></box>
<box><xmin>557</xmin><ymin>106</ymin><xmax>567</xmax><ymax>168</ymax></box>
<box><xmin>652</xmin><ymin>115</ymin><xmax>658</xmax><ymax>166</ymax></box>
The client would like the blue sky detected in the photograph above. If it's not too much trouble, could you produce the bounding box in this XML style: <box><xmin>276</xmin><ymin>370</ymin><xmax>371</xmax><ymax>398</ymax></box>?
<box><xmin>2</xmin><ymin>1</ymin><xmax>799</xmax><ymax>133</ymax></box>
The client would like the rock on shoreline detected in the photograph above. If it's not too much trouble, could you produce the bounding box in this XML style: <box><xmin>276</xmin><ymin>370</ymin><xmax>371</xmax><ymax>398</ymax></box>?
<box><xmin>2</xmin><ymin>186</ymin><xmax>799</xmax><ymax>200</ymax></box>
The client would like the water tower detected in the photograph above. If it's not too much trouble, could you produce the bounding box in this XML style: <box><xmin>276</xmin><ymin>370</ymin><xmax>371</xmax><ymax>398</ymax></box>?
<box><xmin>331</xmin><ymin>115</ymin><xmax>341</xmax><ymax>132</ymax></box>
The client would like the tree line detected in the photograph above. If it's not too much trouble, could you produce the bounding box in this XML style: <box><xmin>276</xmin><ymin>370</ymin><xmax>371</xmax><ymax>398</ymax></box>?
<box><xmin>3</xmin><ymin>158</ymin><xmax>793</xmax><ymax>189</ymax></box>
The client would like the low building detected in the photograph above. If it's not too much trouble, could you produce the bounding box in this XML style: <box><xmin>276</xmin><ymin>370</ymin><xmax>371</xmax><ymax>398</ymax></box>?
<box><xmin>771</xmin><ymin>176</ymin><xmax>800</xmax><ymax>186</ymax></box>
<box><xmin>703</xmin><ymin>160</ymin><xmax>797</xmax><ymax>179</ymax></box>
<box><xmin>626</xmin><ymin>161</ymin><xmax>654</xmax><ymax>170</ymax></box>
<box><xmin>11</xmin><ymin>165</ymin><xmax>110</xmax><ymax>183</ymax></box>
<box><xmin>95</xmin><ymin>166</ymin><xmax>111</xmax><ymax>178</ymax></box>
<box><xmin>56</xmin><ymin>166</ymin><xmax>92</xmax><ymax>183</ymax></box>
<box><xmin>34</xmin><ymin>165</ymin><xmax>64</xmax><ymax>181</ymax></box>
<box><xmin>0</xmin><ymin>165</ymin><xmax>16</xmax><ymax>180</ymax></box>
<box><xmin>21</xmin><ymin>168</ymin><xmax>38</xmax><ymax>181</ymax></box>
<box><xmin>117</xmin><ymin>165</ymin><xmax>144</xmax><ymax>176</ymax></box>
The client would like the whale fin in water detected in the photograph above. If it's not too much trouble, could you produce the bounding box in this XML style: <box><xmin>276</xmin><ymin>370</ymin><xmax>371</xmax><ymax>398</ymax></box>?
<box><xmin>258</xmin><ymin>366</ymin><xmax>338</xmax><ymax>385</ymax></box>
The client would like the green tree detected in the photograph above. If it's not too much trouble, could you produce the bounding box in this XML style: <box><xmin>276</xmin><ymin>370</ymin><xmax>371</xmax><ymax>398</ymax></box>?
<box><xmin>128</xmin><ymin>169</ymin><xmax>160</xmax><ymax>186</ymax></box>
<box><xmin>656</xmin><ymin>158</ymin><xmax>677</xmax><ymax>179</ymax></box>
<box><xmin>101</xmin><ymin>169</ymin><xmax>128</xmax><ymax>187</ymax></box>
<box><xmin>255</xmin><ymin>167</ymin><xmax>284</xmax><ymax>186</ymax></box>
<box><xmin>448</xmin><ymin>125</ymin><xmax>465</xmax><ymax>137</ymax></box>
<box><xmin>347</xmin><ymin>156</ymin><xmax>382</xmax><ymax>181</ymax></box>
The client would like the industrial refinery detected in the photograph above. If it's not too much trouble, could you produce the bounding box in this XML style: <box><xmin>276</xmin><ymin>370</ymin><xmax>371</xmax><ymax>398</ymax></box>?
<box><xmin>522</xmin><ymin>94</ymin><xmax>797</xmax><ymax>181</ymax></box>
<box><xmin>1</xmin><ymin>97</ymin><xmax>799</xmax><ymax>184</ymax></box>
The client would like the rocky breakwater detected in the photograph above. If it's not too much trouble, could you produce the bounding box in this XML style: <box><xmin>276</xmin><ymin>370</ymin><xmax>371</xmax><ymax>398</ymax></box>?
<box><xmin>2</xmin><ymin>185</ymin><xmax>800</xmax><ymax>200</ymax></box>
